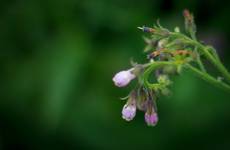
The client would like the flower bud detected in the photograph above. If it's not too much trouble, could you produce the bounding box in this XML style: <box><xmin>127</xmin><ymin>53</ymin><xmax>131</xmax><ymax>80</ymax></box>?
<box><xmin>183</xmin><ymin>9</ymin><xmax>196</xmax><ymax>36</ymax></box>
<box><xmin>145</xmin><ymin>111</ymin><xmax>158</xmax><ymax>126</ymax></box>
<box><xmin>157</xmin><ymin>38</ymin><xmax>168</xmax><ymax>49</ymax></box>
<box><xmin>157</xmin><ymin>75</ymin><xmax>171</xmax><ymax>86</ymax></box>
<box><xmin>144</xmin><ymin>93</ymin><xmax>158</xmax><ymax>126</ymax></box>
<box><xmin>143</xmin><ymin>37</ymin><xmax>158</xmax><ymax>53</ymax></box>
<box><xmin>122</xmin><ymin>94</ymin><xmax>136</xmax><ymax>121</ymax></box>
<box><xmin>113</xmin><ymin>69</ymin><xmax>135</xmax><ymax>87</ymax></box>
<box><xmin>138</xmin><ymin>26</ymin><xmax>155</xmax><ymax>33</ymax></box>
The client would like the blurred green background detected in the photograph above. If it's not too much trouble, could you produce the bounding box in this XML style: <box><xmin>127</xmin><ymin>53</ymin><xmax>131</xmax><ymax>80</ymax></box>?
<box><xmin>1</xmin><ymin>0</ymin><xmax>230</xmax><ymax>149</ymax></box>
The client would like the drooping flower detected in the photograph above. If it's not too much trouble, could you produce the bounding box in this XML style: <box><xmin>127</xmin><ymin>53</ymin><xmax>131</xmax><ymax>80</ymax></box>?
<box><xmin>122</xmin><ymin>103</ymin><xmax>136</xmax><ymax>121</ymax></box>
<box><xmin>113</xmin><ymin>69</ymin><xmax>135</xmax><ymax>87</ymax></box>
<box><xmin>122</xmin><ymin>90</ymin><xmax>137</xmax><ymax>121</ymax></box>
<box><xmin>145</xmin><ymin>111</ymin><xmax>158</xmax><ymax>126</ymax></box>
<box><xmin>144</xmin><ymin>92</ymin><xmax>158</xmax><ymax>126</ymax></box>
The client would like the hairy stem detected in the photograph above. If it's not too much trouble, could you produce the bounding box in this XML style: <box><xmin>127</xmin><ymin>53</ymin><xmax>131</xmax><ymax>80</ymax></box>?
<box><xmin>142</xmin><ymin>60</ymin><xmax>230</xmax><ymax>93</ymax></box>
<box><xmin>186</xmin><ymin>64</ymin><xmax>230</xmax><ymax>93</ymax></box>
<box><xmin>193</xmin><ymin>41</ymin><xmax>230</xmax><ymax>84</ymax></box>
<box><xmin>194</xmin><ymin>45</ymin><xmax>207</xmax><ymax>73</ymax></box>
<box><xmin>189</xmin><ymin>30</ymin><xmax>207</xmax><ymax>73</ymax></box>
<box><xmin>173</xmin><ymin>32</ymin><xmax>230</xmax><ymax>84</ymax></box>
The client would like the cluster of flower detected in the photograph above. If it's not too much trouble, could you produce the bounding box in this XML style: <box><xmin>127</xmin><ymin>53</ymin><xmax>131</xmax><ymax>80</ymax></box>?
<box><xmin>112</xmin><ymin>10</ymin><xmax>200</xmax><ymax>127</ymax></box>
<box><xmin>112</xmin><ymin>22</ymin><xmax>189</xmax><ymax>126</ymax></box>
<box><xmin>112</xmin><ymin>10</ymin><xmax>230</xmax><ymax>127</ymax></box>
<box><xmin>113</xmin><ymin>70</ymin><xmax>158</xmax><ymax>126</ymax></box>
<box><xmin>112</xmin><ymin>24</ymin><xmax>185</xmax><ymax>126</ymax></box>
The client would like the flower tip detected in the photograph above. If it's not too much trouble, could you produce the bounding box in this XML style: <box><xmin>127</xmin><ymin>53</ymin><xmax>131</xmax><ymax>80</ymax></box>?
<box><xmin>122</xmin><ymin>104</ymin><xmax>136</xmax><ymax>121</ymax></box>
<box><xmin>145</xmin><ymin>112</ymin><xmax>158</xmax><ymax>126</ymax></box>
<box><xmin>112</xmin><ymin>77</ymin><xmax>123</xmax><ymax>87</ymax></box>
<box><xmin>122</xmin><ymin>115</ymin><xmax>133</xmax><ymax>121</ymax></box>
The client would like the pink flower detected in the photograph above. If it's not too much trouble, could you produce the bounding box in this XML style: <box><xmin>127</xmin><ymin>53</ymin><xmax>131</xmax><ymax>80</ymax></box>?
<box><xmin>113</xmin><ymin>69</ymin><xmax>135</xmax><ymax>87</ymax></box>
<box><xmin>122</xmin><ymin>103</ymin><xmax>136</xmax><ymax>121</ymax></box>
<box><xmin>145</xmin><ymin>111</ymin><xmax>158</xmax><ymax>126</ymax></box>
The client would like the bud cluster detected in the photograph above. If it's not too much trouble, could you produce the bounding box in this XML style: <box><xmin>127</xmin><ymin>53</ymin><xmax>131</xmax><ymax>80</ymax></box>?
<box><xmin>112</xmin><ymin>10</ymin><xmax>230</xmax><ymax>126</ymax></box>
<box><xmin>121</xmin><ymin>88</ymin><xmax>158</xmax><ymax>126</ymax></box>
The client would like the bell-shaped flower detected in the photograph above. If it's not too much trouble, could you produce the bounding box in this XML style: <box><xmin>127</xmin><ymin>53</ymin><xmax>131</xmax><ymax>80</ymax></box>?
<box><xmin>144</xmin><ymin>94</ymin><xmax>158</xmax><ymax>126</ymax></box>
<box><xmin>122</xmin><ymin>103</ymin><xmax>136</xmax><ymax>121</ymax></box>
<box><xmin>145</xmin><ymin>111</ymin><xmax>158</xmax><ymax>126</ymax></box>
<box><xmin>121</xmin><ymin>91</ymin><xmax>137</xmax><ymax>121</ymax></box>
<box><xmin>113</xmin><ymin>69</ymin><xmax>135</xmax><ymax>87</ymax></box>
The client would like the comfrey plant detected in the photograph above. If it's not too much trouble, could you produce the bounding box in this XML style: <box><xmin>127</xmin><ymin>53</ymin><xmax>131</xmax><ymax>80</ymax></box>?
<box><xmin>112</xmin><ymin>10</ymin><xmax>230</xmax><ymax>126</ymax></box>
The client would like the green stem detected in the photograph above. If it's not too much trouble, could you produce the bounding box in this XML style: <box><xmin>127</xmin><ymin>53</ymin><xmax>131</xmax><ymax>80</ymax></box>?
<box><xmin>194</xmin><ymin>46</ymin><xmax>207</xmax><ymax>73</ymax></box>
<box><xmin>207</xmin><ymin>46</ymin><xmax>221</xmax><ymax>63</ymax></box>
<box><xmin>189</xmin><ymin>31</ymin><xmax>207</xmax><ymax>73</ymax></box>
<box><xmin>193</xmin><ymin>41</ymin><xmax>230</xmax><ymax>84</ymax></box>
<box><xmin>142</xmin><ymin>60</ymin><xmax>230</xmax><ymax>93</ymax></box>
<box><xmin>143</xmin><ymin>61</ymin><xmax>177</xmax><ymax>88</ymax></box>
<box><xmin>186</xmin><ymin>64</ymin><xmax>230</xmax><ymax>93</ymax></box>
<box><xmin>172</xmin><ymin>32</ymin><xmax>230</xmax><ymax>84</ymax></box>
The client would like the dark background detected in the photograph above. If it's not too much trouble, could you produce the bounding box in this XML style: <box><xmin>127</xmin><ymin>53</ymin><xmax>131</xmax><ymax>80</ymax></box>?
<box><xmin>1</xmin><ymin>0</ymin><xmax>230</xmax><ymax>149</ymax></box>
